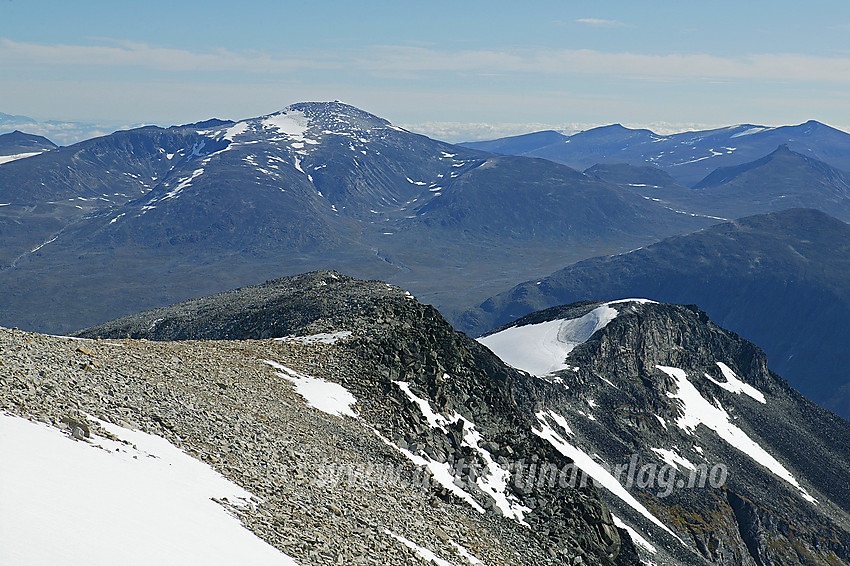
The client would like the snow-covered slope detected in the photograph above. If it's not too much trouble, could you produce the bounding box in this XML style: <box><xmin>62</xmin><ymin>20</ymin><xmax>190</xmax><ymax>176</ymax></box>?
<box><xmin>0</xmin><ymin>413</ymin><xmax>298</xmax><ymax>566</ymax></box>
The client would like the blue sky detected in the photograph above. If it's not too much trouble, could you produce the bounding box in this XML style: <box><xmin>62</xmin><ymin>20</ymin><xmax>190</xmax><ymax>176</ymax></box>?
<box><xmin>2</xmin><ymin>0</ymin><xmax>849</xmax><ymax>142</ymax></box>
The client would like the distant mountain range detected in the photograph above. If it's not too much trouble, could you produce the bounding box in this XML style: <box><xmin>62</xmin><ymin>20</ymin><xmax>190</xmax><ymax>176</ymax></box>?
<box><xmin>587</xmin><ymin>145</ymin><xmax>850</xmax><ymax>222</ymax></box>
<box><xmin>0</xmin><ymin>102</ymin><xmax>710</xmax><ymax>334</ymax></box>
<box><xmin>0</xmin><ymin>111</ymin><xmax>133</xmax><ymax>146</ymax></box>
<box><xmin>461</xmin><ymin>120</ymin><xmax>850</xmax><ymax>186</ymax></box>
<box><xmin>458</xmin><ymin>208</ymin><xmax>850</xmax><ymax>420</ymax></box>
<box><xmin>5</xmin><ymin>102</ymin><xmax>850</xmax><ymax>424</ymax></box>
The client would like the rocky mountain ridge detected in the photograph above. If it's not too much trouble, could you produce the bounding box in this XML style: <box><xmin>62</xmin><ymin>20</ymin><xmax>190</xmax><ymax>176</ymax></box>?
<box><xmin>4</xmin><ymin>270</ymin><xmax>646</xmax><ymax>565</ymax></box>
<box><xmin>479</xmin><ymin>299</ymin><xmax>850</xmax><ymax>565</ymax></box>
<box><xmin>70</xmin><ymin>270</ymin><xmax>850</xmax><ymax>565</ymax></box>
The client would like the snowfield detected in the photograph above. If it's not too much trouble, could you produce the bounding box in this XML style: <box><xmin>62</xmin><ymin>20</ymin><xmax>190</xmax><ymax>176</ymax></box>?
<box><xmin>0</xmin><ymin>412</ymin><xmax>299</xmax><ymax>566</ymax></box>
<box><xmin>478</xmin><ymin>300</ymin><xmax>654</xmax><ymax>377</ymax></box>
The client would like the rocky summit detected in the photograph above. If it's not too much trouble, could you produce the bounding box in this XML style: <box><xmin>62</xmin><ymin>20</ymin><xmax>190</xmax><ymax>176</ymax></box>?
<box><xmin>7</xmin><ymin>271</ymin><xmax>647</xmax><ymax>566</ymax></box>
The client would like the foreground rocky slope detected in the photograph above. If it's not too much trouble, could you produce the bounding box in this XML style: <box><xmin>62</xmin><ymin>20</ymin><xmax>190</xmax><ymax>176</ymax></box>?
<box><xmin>7</xmin><ymin>271</ymin><xmax>645</xmax><ymax>566</ymax></box>
<box><xmin>72</xmin><ymin>270</ymin><xmax>850</xmax><ymax>564</ymax></box>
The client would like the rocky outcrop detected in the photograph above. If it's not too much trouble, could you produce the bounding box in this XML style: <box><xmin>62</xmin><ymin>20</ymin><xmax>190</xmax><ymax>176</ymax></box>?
<box><xmin>481</xmin><ymin>299</ymin><xmax>850</xmax><ymax>565</ymax></box>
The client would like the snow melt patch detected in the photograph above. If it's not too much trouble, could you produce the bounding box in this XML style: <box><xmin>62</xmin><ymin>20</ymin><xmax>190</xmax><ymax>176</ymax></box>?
<box><xmin>393</xmin><ymin>381</ymin><xmax>530</xmax><ymax>522</ymax></box>
<box><xmin>612</xmin><ymin>513</ymin><xmax>657</xmax><ymax>555</ymax></box>
<box><xmin>478</xmin><ymin>302</ymin><xmax>623</xmax><ymax>377</ymax></box>
<box><xmin>0</xmin><ymin>151</ymin><xmax>43</xmax><ymax>164</ymax></box>
<box><xmin>650</xmin><ymin>447</ymin><xmax>696</xmax><ymax>471</ymax></box>
<box><xmin>731</xmin><ymin>126</ymin><xmax>774</xmax><ymax>138</ymax></box>
<box><xmin>274</xmin><ymin>331</ymin><xmax>352</xmax><ymax>345</ymax></box>
<box><xmin>383</xmin><ymin>529</ymin><xmax>454</xmax><ymax>566</ymax></box>
<box><xmin>264</xmin><ymin>360</ymin><xmax>357</xmax><ymax>418</ymax></box>
<box><xmin>223</xmin><ymin>121</ymin><xmax>250</xmax><ymax>140</ymax></box>
<box><xmin>162</xmin><ymin>168</ymin><xmax>204</xmax><ymax>200</ymax></box>
<box><xmin>451</xmin><ymin>541</ymin><xmax>484</xmax><ymax>565</ymax></box>
<box><xmin>657</xmin><ymin>366</ymin><xmax>815</xmax><ymax>503</ymax></box>
<box><xmin>533</xmin><ymin>412</ymin><xmax>678</xmax><ymax>536</ymax></box>
<box><xmin>262</xmin><ymin>110</ymin><xmax>310</xmax><ymax>142</ymax></box>
<box><xmin>372</xmin><ymin>428</ymin><xmax>484</xmax><ymax>513</ymax></box>
<box><xmin>705</xmin><ymin>362</ymin><xmax>766</xmax><ymax>403</ymax></box>
<box><xmin>0</xmin><ymin>413</ymin><xmax>298</xmax><ymax>566</ymax></box>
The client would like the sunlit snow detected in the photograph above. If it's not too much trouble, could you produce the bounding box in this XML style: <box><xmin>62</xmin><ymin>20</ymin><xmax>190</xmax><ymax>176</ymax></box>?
<box><xmin>383</xmin><ymin>529</ymin><xmax>454</xmax><ymax>566</ymax></box>
<box><xmin>533</xmin><ymin>412</ymin><xmax>678</xmax><ymax>536</ymax></box>
<box><xmin>650</xmin><ymin>447</ymin><xmax>696</xmax><ymax>471</ymax></box>
<box><xmin>262</xmin><ymin>110</ymin><xmax>310</xmax><ymax>142</ymax></box>
<box><xmin>705</xmin><ymin>362</ymin><xmax>766</xmax><ymax>403</ymax></box>
<box><xmin>612</xmin><ymin>513</ymin><xmax>657</xmax><ymax>555</ymax></box>
<box><xmin>264</xmin><ymin>360</ymin><xmax>357</xmax><ymax>418</ymax></box>
<box><xmin>478</xmin><ymin>301</ymin><xmax>644</xmax><ymax>377</ymax></box>
<box><xmin>0</xmin><ymin>413</ymin><xmax>298</xmax><ymax>566</ymax></box>
<box><xmin>274</xmin><ymin>331</ymin><xmax>352</xmax><ymax>345</ymax></box>
<box><xmin>658</xmin><ymin>365</ymin><xmax>815</xmax><ymax>503</ymax></box>
<box><xmin>223</xmin><ymin>121</ymin><xmax>250</xmax><ymax>140</ymax></box>
<box><xmin>393</xmin><ymin>381</ymin><xmax>530</xmax><ymax>522</ymax></box>
<box><xmin>0</xmin><ymin>151</ymin><xmax>43</xmax><ymax>164</ymax></box>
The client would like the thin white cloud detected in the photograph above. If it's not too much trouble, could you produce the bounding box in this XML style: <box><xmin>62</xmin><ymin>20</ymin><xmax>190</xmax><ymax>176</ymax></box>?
<box><xmin>0</xmin><ymin>38</ymin><xmax>323</xmax><ymax>74</ymax></box>
<box><xmin>357</xmin><ymin>46</ymin><xmax>850</xmax><ymax>83</ymax></box>
<box><xmin>576</xmin><ymin>18</ymin><xmax>629</xmax><ymax>28</ymax></box>
<box><xmin>3</xmin><ymin>38</ymin><xmax>850</xmax><ymax>84</ymax></box>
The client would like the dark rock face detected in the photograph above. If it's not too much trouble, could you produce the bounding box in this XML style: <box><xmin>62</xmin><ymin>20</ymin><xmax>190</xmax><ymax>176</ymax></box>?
<box><xmin>0</xmin><ymin>130</ymin><xmax>57</xmax><ymax>156</ymax></box>
<box><xmin>458</xmin><ymin>208</ymin><xmax>850</xmax><ymax>421</ymax></box>
<box><xmin>480</xmin><ymin>299</ymin><xmax>850</xmax><ymax>565</ymax></box>
<box><xmin>75</xmin><ymin>270</ymin><xmax>639</xmax><ymax>565</ymax></box>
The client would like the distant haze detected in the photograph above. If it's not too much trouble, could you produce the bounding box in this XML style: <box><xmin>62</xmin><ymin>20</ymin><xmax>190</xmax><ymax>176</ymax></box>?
<box><xmin>1</xmin><ymin>2</ymin><xmax>848</xmax><ymax>141</ymax></box>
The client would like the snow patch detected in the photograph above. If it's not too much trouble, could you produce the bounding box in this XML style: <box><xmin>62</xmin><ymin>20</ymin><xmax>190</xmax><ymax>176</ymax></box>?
<box><xmin>383</xmin><ymin>529</ymin><xmax>454</xmax><ymax>566</ymax></box>
<box><xmin>223</xmin><ymin>121</ymin><xmax>249</xmax><ymax>140</ymax></box>
<box><xmin>612</xmin><ymin>513</ymin><xmax>657</xmax><ymax>555</ymax></box>
<box><xmin>263</xmin><ymin>360</ymin><xmax>357</xmax><ymax>418</ymax></box>
<box><xmin>650</xmin><ymin>447</ymin><xmax>696</xmax><ymax>471</ymax></box>
<box><xmin>731</xmin><ymin>126</ymin><xmax>774</xmax><ymax>138</ymax></box>
<box><xmin>450</xmin><ymin>540</ymin><xmax>484</xmax><ymax>565</ymax></box>
<box><xmin>372</xmin><ymin>428</ymin><xmax>484</xmax><ymax>513</ymax></box>
<box><xmin>534</xmin><ymin>412</ymin><xmax>678</xmax><ymax>536</ymax></box>
<box><xmin>478</xmin><ymin>302</ymin><xmax>622</xmax><ymax>377</ymax></box>
<box><xmin>658</xmin><ymin>365</ymin><xmax>815</xmax><ymax>503</ymax></box>
<box><xmin>0</xmin><ymin>151</ymin><xmax>42</xmax><ymax>164</ymax></box>
<box><xmin>705</xmin><ymin>362</ymin><xmax>766</xmax><ymax>403</ymax></box>
<box><xmin>274</xmin><ymin>331</ymin><xmax>352</xmax><ymax>345</ymax></box>
<box><xmin>162</xmin><ymin>168</ymin><xmax>204</xmax><ymax>200</ymax></box>
<box><xmin>393</xmin><ymin>382</ymin><xmax>530</xmax><ymax>522</ymax></box>
<box><xmin>262</xmin><ymin>110</ymin><xmax>310</xmax><ymax>142</ymax></box>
